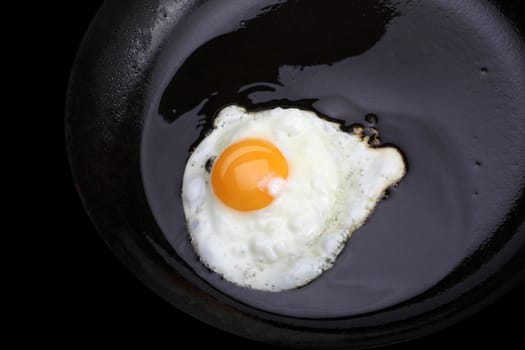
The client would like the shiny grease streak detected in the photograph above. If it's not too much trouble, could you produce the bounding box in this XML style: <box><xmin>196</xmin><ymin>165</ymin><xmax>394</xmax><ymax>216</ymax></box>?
<box><xmin>141</xmin><ymin>0</ymin><xmax>525</xmax><ymax>318</ymax></box>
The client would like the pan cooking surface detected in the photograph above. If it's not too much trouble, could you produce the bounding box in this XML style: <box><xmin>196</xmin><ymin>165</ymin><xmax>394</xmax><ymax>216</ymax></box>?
<box><xmin>67</xmin><ymin>0</ymin><xmax>525</xmax><ymax>346</ymax></box>
<box><xmin>141</xmin><ymin>0</ymin><xmax>525</xmax><ymax>317</ymax></box>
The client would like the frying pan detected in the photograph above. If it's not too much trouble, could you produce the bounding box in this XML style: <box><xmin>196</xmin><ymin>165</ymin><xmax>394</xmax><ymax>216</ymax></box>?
<box><xmin>66</xmin><ymin>0</ymin><xmax>525</xmax><ymax>348</ymax></box>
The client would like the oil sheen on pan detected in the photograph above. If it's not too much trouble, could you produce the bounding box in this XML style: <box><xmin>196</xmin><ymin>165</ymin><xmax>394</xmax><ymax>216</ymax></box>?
<box><xmin>141</xmin><ymin>0</ymin><xmax>525</xmax><ymax>318</ymax></box>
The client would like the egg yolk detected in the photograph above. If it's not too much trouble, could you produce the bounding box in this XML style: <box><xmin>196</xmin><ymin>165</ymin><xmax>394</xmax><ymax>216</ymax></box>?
<box><xmin>211</xmin><ymin>138</ymin><xmax>288</xmax><ymax>211</ymax></box>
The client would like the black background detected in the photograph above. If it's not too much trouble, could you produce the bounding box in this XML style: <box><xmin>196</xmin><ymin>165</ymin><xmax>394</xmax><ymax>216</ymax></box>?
<box><xmin>61</xmin><ymin>2</ymin><xmax>524</xmax><ymax>348</ymax></box>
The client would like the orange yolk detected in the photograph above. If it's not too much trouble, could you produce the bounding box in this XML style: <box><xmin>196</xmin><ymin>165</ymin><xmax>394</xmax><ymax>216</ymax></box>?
<box><xmin>211</xmin><ymin>138</ymin><xmax>288</xmax><ymax>211</ymax></box>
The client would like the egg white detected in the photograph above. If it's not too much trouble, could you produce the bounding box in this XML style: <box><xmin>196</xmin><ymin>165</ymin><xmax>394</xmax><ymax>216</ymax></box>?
<box><xmin>182</xmin><ymin>105</ymin><xmax>405</xmax><ymax>291</ymax></box>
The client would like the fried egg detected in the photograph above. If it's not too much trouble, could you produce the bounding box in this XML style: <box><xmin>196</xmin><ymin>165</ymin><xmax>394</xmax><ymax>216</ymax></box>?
<box><xmin>182</xmin><ymin>105</ymin><xmax>405</xmax><ymax>291</ymax></box>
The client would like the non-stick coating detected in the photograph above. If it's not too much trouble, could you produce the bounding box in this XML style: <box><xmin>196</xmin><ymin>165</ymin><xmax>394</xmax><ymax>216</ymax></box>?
<box><xmin>66</xmin><ymin>0</ymin><xmax>525</xmax><ymax>348</ymax></box>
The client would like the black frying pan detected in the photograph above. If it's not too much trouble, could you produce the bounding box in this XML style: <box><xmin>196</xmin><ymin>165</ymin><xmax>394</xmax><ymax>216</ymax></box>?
<box><xmin>66</xmin><ymin>0</ymin><xmax>525</xmax><ymax>348</ymax></box>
